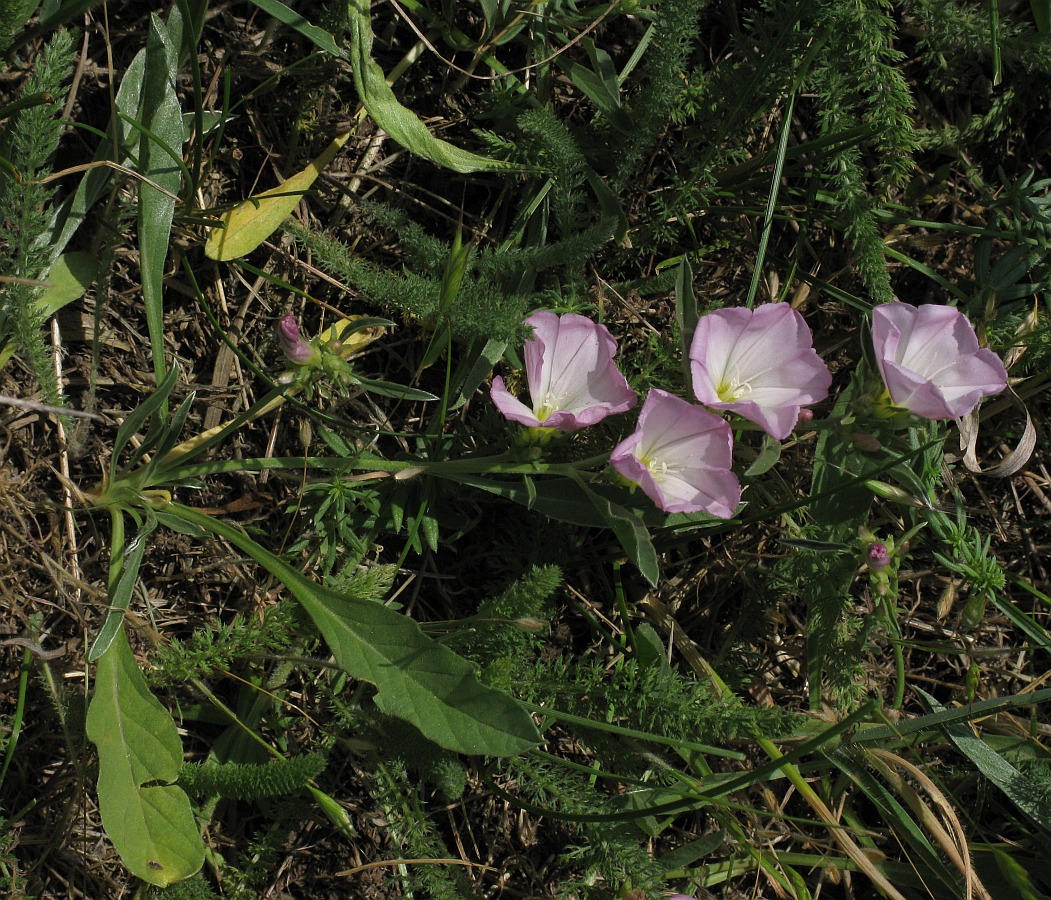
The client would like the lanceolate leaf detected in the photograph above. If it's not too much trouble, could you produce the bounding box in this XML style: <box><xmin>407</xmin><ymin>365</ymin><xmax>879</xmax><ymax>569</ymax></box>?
<box><xmin>348</xmin><ymin>0</ymin><xmax>523</xmax><ymax>174</ymax></box>
<box><xmin>918</xmin><ymin>689</ymin><xmax>1051</xmax><ymax>831</ymax></box>
<box><xmin>204</xmin><ymin>131</ymin><xmax>351</xmax><ymax>261</ymax></box>
<box><xmin>138</xmin><ymin>12</ymin><xmax>184</xmax><ymax>381</ymax></box>
<box><xmin>86</xmin><ymin>626</ymin><xmax>204</xmax><ymax>886</ymax></box>
<box><xmin>159</xmin><ymin>503</ymin><xmax>540</xmax><ymax>756</ymax></box>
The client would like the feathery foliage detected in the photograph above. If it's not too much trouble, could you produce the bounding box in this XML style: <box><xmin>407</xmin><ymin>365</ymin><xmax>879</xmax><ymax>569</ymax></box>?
<box><xmin>0</xmin><ymin>27</ymin><xmax>76</xmax><ymax>400</ymax></box>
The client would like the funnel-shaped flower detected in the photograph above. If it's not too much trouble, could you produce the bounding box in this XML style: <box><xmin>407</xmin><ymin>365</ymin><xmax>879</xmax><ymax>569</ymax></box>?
<box><xmin>491</xmin><ymin>311</ymin><xmax>637</xmax><ymax>432</ymax></box>
<box><xmin>872</xmin><ymin>302</ymin><xmax>1008</xmax><ymax>420</ymax></box>
<box><xmin>610</xmin><ymin>389</ymin><xmax>741</xmax><ymax>517</ymax></box>
<box><xmin>278</xmin><ymin>314</ymin><xmax>319</xmax><ymax>366</ymax></box>
<box><xmin>689</xmin><ymin>303</ymin><xmax>832</xmax><ymax>440</ymax></box>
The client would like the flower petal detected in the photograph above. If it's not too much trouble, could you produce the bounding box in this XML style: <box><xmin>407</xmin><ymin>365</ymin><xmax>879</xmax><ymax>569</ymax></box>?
<box><xmin>490</xmin><ymin>376</ymin><xmax>543</xmax><ymax>427</ymax></box>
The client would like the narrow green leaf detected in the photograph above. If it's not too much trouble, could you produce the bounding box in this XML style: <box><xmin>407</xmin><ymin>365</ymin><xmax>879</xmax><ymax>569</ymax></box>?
<box><xmin>138</xmin><ymin>13</ymin><xmax>184</xmax><ymax>382</ymax></box>
<box><xmin>110</xmin><ymin>361</ymin><xmax>181</xmax><ymax>481</ymax></box>
<box><xmin>352</xmin><ymin>373</ymin><xmax>439</xmax><ymax>402</ymax></box>
<box><xmin>674</xmin><ymin>255</ymin><xmax>698</xmax><ymax>386</ymax></box>
<box><xmin>1033</xmin><ymin>0</ymin><xmax>1051</xmax><ymax>33</ymax></box>
<box><xmin>990</xmin><ymin>847</ymin><xmax>1043</xmax><ymax>899</ymax></box>
<box><xmin>918</xmin><ymin>689</ymin><xmax>1051</xmax><ymax>831</ymax></box>
<box><xmin>828</xmin><ymin>749</ymin><xmax>961</xmax><ymax>892</ymax></box>
<box><xmin>348</xmin><ymin>0</ymin><xmax>524</xmax><ymax>174</ymax></box>
<box><xmin>89</xmin><ymin>515</ymin><xmax>155</xmax><ymax>662</ymax></box>
<box><xmin>159</xmin><ymin>503</ymin><xmax>540</xmax><ymax>756</ymax></box>
<box><xmin>86</xmin><ymin>627</ymin><xmax>204</xmax><ymax>886</ymax></box>
<box><xmin>246</xmin><ymin>0</ymin><xmax>349</xmax><ymax>58</ymax></box>
<box><xmin>580</xmin><ymin>482</ymin><xmax>660</xmax><ymax>586</ymax></box>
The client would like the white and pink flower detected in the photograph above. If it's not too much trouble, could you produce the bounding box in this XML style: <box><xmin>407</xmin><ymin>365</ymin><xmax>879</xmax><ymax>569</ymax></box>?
<box><xmin>689</xmin><ymin>303</ymin><xmax>832</xmax><ymax>440</ymax></box>
<box><xmin>871</xmin><ymin>302</ymin><xmax>1007</xmax><ymax>420</ymax></box>
<box><xmin>610</xmin><ymin>389</ymin><xmax>741</xmax><ymax>518</ymax></box>
<box><xmin>491</xmin><ymin>311</ymin><xmax>637</xmax><ymax>432</ymax></box>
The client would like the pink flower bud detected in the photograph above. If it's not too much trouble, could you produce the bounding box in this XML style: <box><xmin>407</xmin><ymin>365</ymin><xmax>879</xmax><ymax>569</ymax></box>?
<box><xmin>278</xmin><ymin>315</ymin><xmax>317</xmax><ymax>365</ymax></box>
<box><xmin>867</xmin><ymin>542</ymin><xmax>891</xmax><ymax>571</ymax></box>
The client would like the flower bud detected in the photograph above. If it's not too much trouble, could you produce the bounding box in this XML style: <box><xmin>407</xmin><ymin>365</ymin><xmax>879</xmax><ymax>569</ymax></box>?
<box><xmin>866</xmin><ymin>542</ymin><xmax>891</xmax><ymax>571</ymax></box>
<box><xmin>278</xmin><ymin>315</ymin><xmax>318</xmax><ymax>366</ymax></box>
<box><xmin>849</xmin><ymin>431</ymin><xmax>882</xmax><ymax>452</ymax></box>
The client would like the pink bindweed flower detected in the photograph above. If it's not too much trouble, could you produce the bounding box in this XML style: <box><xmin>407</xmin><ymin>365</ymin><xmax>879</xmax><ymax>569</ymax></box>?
<box><xmin>871</xmin><ymin>302</ymin><xmax>1008</xmax><ymax>420</ymax></box>
<box><xmin>610</xmin><ymin>389</ymin><xmax>741</xmax><ymax>517</ymax></box>
<box><xmin>689</xmin><ymin>303</ymin><xmax>832</xmax><ymax>440</ymax></box>
<box><xmin>278</xmin><ymin>314</ymin><xmax>319</xmax><ymax>366</ymax></box>
<box><xmin>491</xmin><ymin>311</ymin><xmax>637</xmax><ymax>432</ymax></box>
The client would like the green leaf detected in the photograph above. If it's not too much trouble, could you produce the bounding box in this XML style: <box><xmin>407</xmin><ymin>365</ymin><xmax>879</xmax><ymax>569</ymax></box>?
<box><xmin>566</xmin><ymin>40</ymin><xmax>625</xmax><ymax>122</ymax></box>
<box><xmin>86</xmin><ymin>626</ymin><xmax>204</xmax><ymax>886</ymax></box>
<box><xmin>348</xmin><ymin>0</ymin><xmax>524</xmax><ymax>174</ymax></box>
<box><xmin>578</xmin><ymin>479</ymin><xmax>660</xmax><ymax>586</ymax></box>
<box><xmin>297</xmin><ymin>576</ymin><xmax>537</xmax><ymax>753</ymax></box>
<box><xmin>138</xmin><ymin>12</ymin><xmax>184</xmax><ymax>382</ymax></box>
<box><xmin>918</xmin><ymin>689</ymin><xmax>1051</xmax><ymax>831</ymax></box>
<box><xmin>159</xmin><ymin>503</ymin><xmax>540</xmax><ymax>756</ymax></box>
<box><xmin>1033</xmin><ymin>0</ymin><xmax>1051</xmax><ymax>33</ymax></box>
<box><xmin>246</xmin><ymin>0</ymin><xmax>348</xmax><ymax>58</ymax></box>
<box><xmin>989</xmin><ymin>847</ymin><xmax>1043</xmax><ymax>899</ymax></box>
<box><xmin>744</xmin><ymin>433</ymin><xmax>783</xmax><ymax>477</ymax></box>
<box><xmin>674</xmin><ymin>255</ymin><xmax>698</xmax><ymax>385</ymax></box>
<box><xmin>35</xmin><ymin>251</ymin><xmax>97</xmax><ymax>316</ymax></box>
<box><xmin>89</xmin><ymin>513</ymin><xmax>156</xmax><ymax>662</ymax></box>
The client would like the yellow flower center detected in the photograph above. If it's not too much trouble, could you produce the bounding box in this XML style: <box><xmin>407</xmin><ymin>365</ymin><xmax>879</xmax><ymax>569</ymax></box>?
<box><xmin>534</xmin><ymin>391</ymin><xmax>562</xmax><ymax>423</ymax></box>
<box><xmin>716</xmin><ymin>370</ymin><xmax>752</xmax><ymax>402</ymax></box>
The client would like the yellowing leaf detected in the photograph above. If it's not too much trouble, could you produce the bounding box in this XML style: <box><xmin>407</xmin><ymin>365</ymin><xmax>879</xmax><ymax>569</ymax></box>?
<box><xmin>204</xmin><ymin>131</ymin><xmax>351</xmax><ymax>260</ymax></box>
<box><xmin>319</xmin><ymin>315</ymin><xmax>387</xmax><ymax>356</ymax></box>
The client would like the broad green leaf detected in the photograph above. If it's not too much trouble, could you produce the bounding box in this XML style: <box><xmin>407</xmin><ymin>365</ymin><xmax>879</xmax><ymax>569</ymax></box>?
<box><xmin>296</xmin><ymin>576</ymin><xmax>538</xmax><ymax>753</ymax></box>
<box><xmin>1034</xmin><ymin>0</ymin><xmax>1051</xmax><ymax>33</ymax></box>
<box><xmin>204</xmin><ymin>131</ymin><xmax>351</xmax><ymax>260</ymax></box>
<box><xmin>348</xmin><ymin>0</ymin><xmax>524</xmax><ymax>174</ymax></box>
<box><xmin>86</xmin><ymin>626</ymin><xmax>204</xmax><ymax>886</ymax></box>
<box><xmin>159</xmin><ymin>503</ymin><xmax>541</xmax><ymax>756</ymax></box>
<box><xmin>918</xmin><ymin>689</ymin><xmax>1051</xmax><ymax>831</ymax></box>
<box><xmin>0</xmin><ymin>252</ymin><xmax>98</xmax><ymax>369</ymax></box>
<box><xmin>744</xmin><ymin>433</ymin><xmax>783</xmax><ymax>477</ymax></box>
<box><xmin>138</xmin><ymin>13</ymin><xmax>184</xmax><ymax>382</ymax></box>
<box><xmin>48</xmin><ymin>59</ymin><xmax>146</xmax><ymax>255</ymax></box>
<box><xmin>35</xmin><ymin>251</ymin><xmax>97</xmax><ymax>317</ymax></box>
